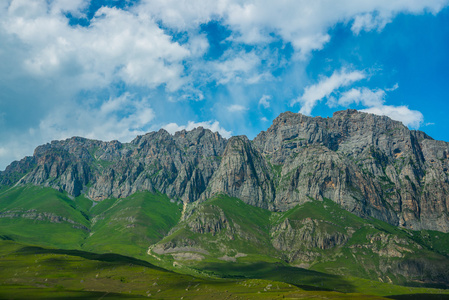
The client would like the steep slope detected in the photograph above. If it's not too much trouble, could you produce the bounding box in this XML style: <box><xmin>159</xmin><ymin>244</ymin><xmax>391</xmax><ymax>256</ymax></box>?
<box><xmin>84</xmin><ymin>191</ymin><xmax>182</xmax><ymax>257</ymax></box>
<box><xmin>1</xmin><ymin>127</ymin><xmax>226</xmax><ymax>202</ymax></box>
<box><xmin>148</xmin><ymin>194</ymin><xmax>449</xmax><ymax>287</ymax></box>
<box><xmin>203</xmin><ymin>136</ymin><xmax>276</xmax><ymax>209</ymax></box>
<box><xmin>1</xmin><ymin>109</ymin><xmax>449</xmax><ymax>232</ymax></box>
<box><xmin>270</xmin><ymin>198</ymin><xmax>449</xmax><ymax>286</ymax></box>
<box><xmin>2</xmin><ymin>186</ymin><xmax>449</xmax><ymax>287</ymax></box>
<box><xmin>150</xmin><ymin>194</ymin><xmax>277</xmax><ymax>263</ymax></box>
<box><xmin>252</xmin><ymin>110</ymin><xmax>449</xmax><ymax>231</ymax></box>
<box><xmin>0</xmin><ymin>186</ymin><xmax>90</xmax><ymax>248</ymax></box>
<box><xmin>0</xmin><ymin>186</ymin><xmax>182</xmax><ymax>258</ymax></box>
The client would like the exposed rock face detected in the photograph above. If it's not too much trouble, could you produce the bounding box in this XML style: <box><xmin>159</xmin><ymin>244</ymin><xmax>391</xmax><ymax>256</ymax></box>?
<box><xmin>0</xmin><ymin>209</ymin><xmax>89</xmax><ymax>231</ymax></box>
<box><xmin>203</xmin><ymin>136</ymin><xmax>276</xmax><ymax>209</ymax></box>
<box><xmin>5</xmin><ymin>128</ymin><xmax>226</xmax><ymax>202</ymax></box>
<box><xmin>271</xmin><ymin>217</ymin><xmax>349</xmax><ymax>260</ymax></box>
<box><xmin>252</xmin><ymin>110</ymin><xmax>449</xmax><ymax>231</ymax></box>
<box><xmin>2</xmin><ymin>110</ymin><xmax>449</xmax><ymax>232</ymax></box>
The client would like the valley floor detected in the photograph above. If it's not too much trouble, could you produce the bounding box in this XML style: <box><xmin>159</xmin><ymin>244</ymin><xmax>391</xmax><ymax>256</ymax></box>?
<box><xmin>1</xmin><ymin>240</ymin><xmax>449</xmax><ymax>299</ymax></box>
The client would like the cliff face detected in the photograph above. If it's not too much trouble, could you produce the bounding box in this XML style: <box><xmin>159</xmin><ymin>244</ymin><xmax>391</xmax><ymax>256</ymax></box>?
<box><xmin>2</xmin><ymin>110</ymin><xmax>449</xmax><ymax>232</ymax></box>
<box><xmin>252</xmin><ymin>110</ymin><xmax>449</xmax><ymax>231</ymax></box>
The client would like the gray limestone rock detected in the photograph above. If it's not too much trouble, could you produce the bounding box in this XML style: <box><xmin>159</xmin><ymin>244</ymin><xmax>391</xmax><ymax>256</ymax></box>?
<box><xmin>2</xmin><ymin>109</ymin><xmax>449</xmax><ymax>232</ymax></box>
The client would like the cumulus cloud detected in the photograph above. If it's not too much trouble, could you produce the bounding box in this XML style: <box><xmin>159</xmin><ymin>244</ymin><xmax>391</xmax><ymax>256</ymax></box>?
<box><xmin>163</xmin><ymin>120</ymin><xmax>232</xmax><ymax>138</ymax></box>
<box><xmin>335</xmin><ymin>84</ymin><xmax>423</xmax><ymax>128</ymax></box>
<box><xmin>210</xmin><ymin>50</ymin><xmax>264</xmax><ymax>84</ymax></box>
<box><xmin>294</xmin><ymin>69</ymin><xmax>366</xmax><ymax>115</ymax></box>
<box><xmin>361</xmin><ymin>105</ymin><xmax>424</xmax><ymax>128</ymax></box>
<box><xmin>2</xmin><ymin>1</ymin><xmax>191</xmax><ymax>92</ymax></box>
<box><xmin>0</xmin><ymin>93</ymin><xmax>156</xmax><ymax>169</ymax></box>
<box><xmin>0</xmin><ymin>0</ymin><xmax>446</xmax><ymax>170</ymax></box>
<box><xmin>259</xmin><ymin>95</ymin><xmax>271</xmax><ymax>109</ymax></box>
<box><xmin>139</xmin><ymin>0</ymin><xmax>449</xmax><ymax>57</ymax></box>
<box><xmin>338</xmin><ymin>87</ymin><xmax>386</xmax><ymax>107</ymax></box>
<box><xmin>38</xmin><ymin>93</ymin><xmax>156</xmax><ymax>142</ymax></box>
<box><xmin>296</xmin><ymin>69</ymin><xmax>424</xmax><ymax>129</ymax></box>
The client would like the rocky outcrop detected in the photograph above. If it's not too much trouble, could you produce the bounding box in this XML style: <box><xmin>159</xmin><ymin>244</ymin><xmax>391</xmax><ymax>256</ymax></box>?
<box><xmin>203</xmin><ymin>136</ymin><xmax>275</xmax><ymax>209</ymax></box>
<box><xmin>2</xmin><ymin>110</ymin><xmax>449</xmax><ymax>232</ymax></box>
<box><xmin>0</xmin><ymin>156</ymin><xmax>36</xmax><ymax>186</ymax></box>
<box><xmin>271</xmin><ymin>217</ymin><xmax>349</xmax><ymax>262</ymax></box>
<box><xmin>0</xmin><ymin>209</ymin><xmax>89</xmax><ymax>231</ymax></box>
<box><xmin>252</xmin><ymin>110</ymin><xmax>449</xmax><ymax>231</ymax></box>
<box><xmin>4</xmin><ymin>127</ymin><xmax>227</xmax><ymax>202</ymax></box>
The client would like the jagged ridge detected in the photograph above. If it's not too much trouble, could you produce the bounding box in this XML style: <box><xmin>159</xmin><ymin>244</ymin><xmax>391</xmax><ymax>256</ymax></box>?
<box><xmin>2</xmin><ymin>109</ymin><xmax>449</xmax><ymax>232</ymax></box>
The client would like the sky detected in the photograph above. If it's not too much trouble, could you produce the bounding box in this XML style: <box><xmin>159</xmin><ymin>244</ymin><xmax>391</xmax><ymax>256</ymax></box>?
<box><xmin>1</xmin><ymin>0</ymin><xmax>449</xmax><ymax>170</ymax></box>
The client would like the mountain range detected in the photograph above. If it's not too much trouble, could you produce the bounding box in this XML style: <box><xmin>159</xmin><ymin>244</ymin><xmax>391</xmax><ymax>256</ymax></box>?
<box><xmin>2</xmin><ymin>109</ymin><xmax>449</xmax><ymax>297</ymax></box>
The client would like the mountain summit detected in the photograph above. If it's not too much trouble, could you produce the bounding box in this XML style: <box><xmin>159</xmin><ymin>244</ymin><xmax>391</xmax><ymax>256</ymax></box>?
<box><xmin>2</xmin><ymin>109</ymin><xmax>449</xmax><ymax>232</ymax></box>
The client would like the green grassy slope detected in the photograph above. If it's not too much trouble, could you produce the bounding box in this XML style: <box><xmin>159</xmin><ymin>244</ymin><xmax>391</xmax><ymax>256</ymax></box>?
<box><xmin>83</xmin><ymin>191</ymin><xmax>182</xmax><ymax>258</ymax></box>
<box><xmin>0</xmin><ymin>186</ymin><xmax>182</xmax><ymax>258</ymax></box>
<box><xmin>151</xmin><ymin>194</ymin><xmax>279</xmax><ymax>265</ymax></box>
<box><xmin>1</xmin><ymin>240</ymin><xmax>391</xmax><ymax>300</ymax></box>
<box><xmin>270</xmin><ymin>198</ymin><xmax>449</xmax><ymax>286</ymax></box>
<box><xmin>0</xmin><ymin>186</ymin><xmax>90</xmax><ymax>248</ymax></box>
<box><xmin>2</xmin><ymin>240</ymin><xmax>449</xmax><ymax>299</ymax></box>
<box><xmin>153</xmin><ymin>195</ymin><xmax>449</xmax><ymax>288</ymax></box>
<box><xmin>2</xmin><ymin>186</ymin><xmax>449</xmax><ymax>298</ymax></box>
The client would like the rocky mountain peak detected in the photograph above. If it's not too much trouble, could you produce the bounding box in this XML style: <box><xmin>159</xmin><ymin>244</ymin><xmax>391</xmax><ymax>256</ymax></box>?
<box><xmin>2</xmin><ymin>109</ymin><xmax>449</xmax><ymax>232</ymax></box>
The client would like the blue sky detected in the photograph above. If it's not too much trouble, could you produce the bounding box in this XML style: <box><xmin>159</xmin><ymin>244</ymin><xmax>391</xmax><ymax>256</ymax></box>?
<box><xmin>1</xmin><ymin>0</ymin><xmax>449</xmax><ymax>170</ymax></box>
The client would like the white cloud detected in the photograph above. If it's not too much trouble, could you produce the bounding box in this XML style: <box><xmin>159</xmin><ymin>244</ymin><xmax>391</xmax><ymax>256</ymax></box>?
<box><xmin>227</xmin><ymin>104</ymin><xmax>249</xmax><ymax>112</ymax></box>
<box><xmin>351</xmin><ymin>12</ymin><xmax>391</xmax><ymax>35</ymax></box>
<box><xmin>0</xmin><ymin>147</ymin><xmax>8</xmax><ymax>158</ymax></box>
<box><xmin>361</xmin><ymin>105</ymin><xmax>424</xmax><ymax>128</ymax></box>
<box><xmin>294</xmin><ymin>69</ymin><xmax>366</xmax><ymax>115</ymax></box>
<box><xmin>259</xmin><ymin>95</ymin><xmax>271</xmax><ymax>109</ymax></box>
<box><xmin>338</xmin><ymin>87</ymin><xmax>385</xmax><ymax>107</ymax></box>
<box><xmin>0</xmin><ymin>0</ymin><xmax>446</xmax><ymax>170</ymax></box>
<box><xmin>38</xmin><ymin>93</ymin><xmax>155</xmax><ymax>142</ymax></box>
<box><xmin>336</xmin><ymin>85</ymin><xmax>424</xmax><ymax>129</ymax></box>
<box><xmin>139</xmin><ymin>0</ymin><xmax>449</xmax><ymax>57</ymax></box>
<box><xmin>0</xmin><ymin>93</ymin><xmax>156</xmax><ymax>170</ymax></box>
<box><xmin>261</xmin><ymin>117</ymin><xmax>269</xmax><ymax>122</ymax></box>
<box><xmin>2</xmin><ymin>2</ymin><xmax>191</xmax><ymax>92</ymax></box>
<box><xmin>296</xmin><ymin>71</ymin><xmax>424</xmax><ymax>129</ymax></box>
<box><xmin>0</xmin><ymin>140</ymin><xmax>34</xmax><ymax>172</ymax></box>
<box><xmin>211</xmin><ymin>50</ymin><xmax>262</xmax><ymax>84</ymax></box>
<box><xmin>163</xmin><ymin>120</ymin><xmax>232</xmax><ymax>138</ymax></box>
<box><xmin>385</xmin><ymin>83</ymin><xmax>399</xmax><ymax>92</ymax></box>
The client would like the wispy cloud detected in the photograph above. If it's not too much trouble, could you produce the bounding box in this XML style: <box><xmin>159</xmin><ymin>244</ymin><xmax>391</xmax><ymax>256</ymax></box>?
<box><xmin>259</xmin><ymin>95</ymin><xmax>271</xmax><ymax>109</ymax></box>
<box><xmin>38</xmin><ymin>93</ymin><xmax>156</xmax><ymax>142</ymax></box>
<box><xmin>141</xmin><ymin>0</ymin><xmax>449</xmax><ymax>57</ymax></box>
<box><xmin>0</xmin><ymin>0</ymin><xmax>448</xmax><ymax>169</ymax></box>
<box><xmin>227</xmin><ymin>104</ymin><xmax>249</xmax><ymax>112</ymax></box>
<box><xmin>293</xmin><ymin>69</ymin><xmax>366</xmax><ymax>115</ymax></box>
<box><xmin>163</xmin><ymin>120</ymin><xmax>232</xmax><ymax>138</ymax></box>
<box><xmin>338</xmin><ymin>87</ymin><xmax>385</xmax><ymax>107</ymax></box>
<box><xmin>361</xmin><ymin>105</ymin><xmax>423</xmax><ymax>128</ymax></box>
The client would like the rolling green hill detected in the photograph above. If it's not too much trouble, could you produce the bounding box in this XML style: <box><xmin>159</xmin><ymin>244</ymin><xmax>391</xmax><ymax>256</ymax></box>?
<box><xmin>2</xmin><ymin>186</ymin><xmax>449</xmax><ymax>298</ymax></box>
<box><xmin>0</xmin><ymin>186</ymin><xmax>182</xmax><ymax>259</ymax></box>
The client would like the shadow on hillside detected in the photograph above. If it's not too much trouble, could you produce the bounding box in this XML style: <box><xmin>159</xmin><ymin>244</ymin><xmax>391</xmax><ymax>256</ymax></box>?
<box><xmin>387</xmin><ymin>294</ymin><xmax>449</xmax><ymax>300</ymax></box>
<box><xmin>0</xmin><ymin>286</ymin><xmax>142</xmax><ymax>299</ymax></box>
<box><xmin>15</xmin><ymin>245</ymin><xmax>168</xmax><ymax>272</ymax></box>
<box><xmin>195</xmin><ymin>261</ymin><xmax>356</xmax><ymax>293</ymax></box>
